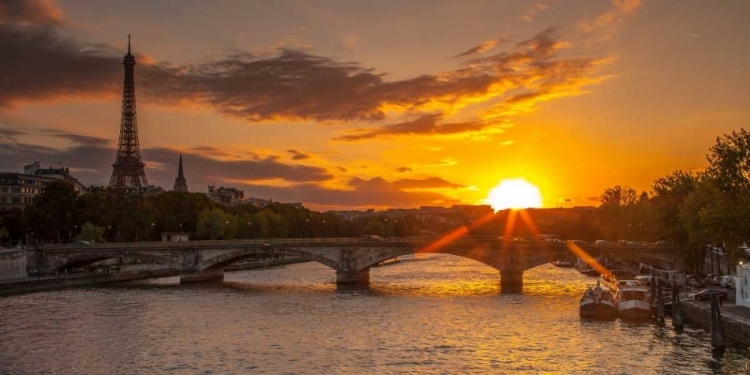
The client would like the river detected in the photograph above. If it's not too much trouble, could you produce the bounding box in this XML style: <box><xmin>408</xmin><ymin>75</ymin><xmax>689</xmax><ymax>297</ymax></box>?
<box><xmin>1</xmin><ymin>255</ymin><xmax>748</xmax><ymax>374</ymax></box>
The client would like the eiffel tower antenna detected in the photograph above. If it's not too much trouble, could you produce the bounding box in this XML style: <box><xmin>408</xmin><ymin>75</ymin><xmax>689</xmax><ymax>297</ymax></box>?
<box><xmin>109</xmin><ymin>35</ymin><xmax>148</xmax><ymax>187</ymax></box>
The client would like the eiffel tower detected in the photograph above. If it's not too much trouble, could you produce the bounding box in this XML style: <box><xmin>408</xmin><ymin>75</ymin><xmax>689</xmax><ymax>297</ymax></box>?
<box><xmin>109</xmin><ymin>35</ymin><xmax>148</xmax><ymax>187</ymax></box>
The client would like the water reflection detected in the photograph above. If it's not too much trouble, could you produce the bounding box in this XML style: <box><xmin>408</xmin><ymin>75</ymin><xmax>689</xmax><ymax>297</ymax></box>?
<box><xmin>1</xmin><ymin>255</ymin><xmax>750</xmax><ymax>374</ymax></box>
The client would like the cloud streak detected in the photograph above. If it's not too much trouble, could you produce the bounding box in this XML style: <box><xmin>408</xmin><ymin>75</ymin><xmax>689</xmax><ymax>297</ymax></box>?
<box><xmin>578</xmin><ymin>0</ymin><xmax>642</xmax><ymax>33</ymax></box>
<box><xmin>335</xmin><ymin>113</ymin><xmax>491</xmax><ymax>141</ymax></box>
<box><xmin>452</xmin><ymin>38</ymin><xmax>507</xmax><ymax>58</ymax></box>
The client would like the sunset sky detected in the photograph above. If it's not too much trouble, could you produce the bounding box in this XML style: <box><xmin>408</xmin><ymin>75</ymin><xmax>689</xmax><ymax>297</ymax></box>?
<box><xmin>1</xmin><ymin>0</ymin><xmax>749</xmax><ymax>210</ymax></box>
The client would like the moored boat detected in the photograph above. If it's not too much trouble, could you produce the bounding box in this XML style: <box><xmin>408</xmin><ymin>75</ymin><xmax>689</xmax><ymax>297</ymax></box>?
<box><xmin>615</xmin><ymin>282</ymin><xmax>652</xmax><ymax>320</ymax></box>
<box><xmin>580</xmin><ymin>281</ymin><xmax>617</xmax><ymax>320</ymax></box>
<box><xmin>575</xmin><ymin>258</ymin><xmax>600</xmax><ymax>277</ymax></box>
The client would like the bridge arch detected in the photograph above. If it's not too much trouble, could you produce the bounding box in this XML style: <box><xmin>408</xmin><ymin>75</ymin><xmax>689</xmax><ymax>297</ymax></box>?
<box><xmin>198</xmin><ymin>246</ymin><xmax>339</xmax><ymax>272</ymax></box>
<box><xmin>354</xmin><ymin>246</ymin><xmax>504</xmax><ymax>272</ymax></box>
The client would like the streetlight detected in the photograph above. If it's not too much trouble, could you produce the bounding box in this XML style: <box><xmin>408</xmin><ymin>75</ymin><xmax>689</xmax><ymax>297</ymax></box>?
<box><xmin>627</xmin><ymin>223</ymin><xmax>632</xmax><ymax>240</ymax></box>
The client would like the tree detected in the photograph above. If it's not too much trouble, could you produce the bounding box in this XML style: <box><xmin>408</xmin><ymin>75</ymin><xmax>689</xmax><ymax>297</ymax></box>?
<box><xmin>363</xmin><ymin>220</ymin><xmax>386</xmax><ymax>236</ymax></box>
<box><xmin>197</xmin><ymin>208</ymin><xmax>231</xmax><ymax>240</ymax></box>
<box><xmin>652</xmin><ymin>170</ymin><xmax>703</xmax><ymax>247</ymax></box>
<box><xmin>77</xmin><ymin>222</ymin><xmax>105</xmax><ymax>243</ymax></box>
<box><xmin>148</xmin><ymin>191</ymin><xmax>213</xmax><ymax>238</ymax></box>
<box><xmin>600</xmin><ymin>185</ymin><xmax>638</xmax><ymax>207</ymax></box>
<box><xmin>701</xmin><ymin>129</ymin><xmax>750</xmax><ymax>272</ymax></box>
<box><xmin>25</xmin><ymin>180</ymin><xmax>78</xmax><ymax>242</ymax></box>
<box><xmin>265</xmin><ymin>211</ymin><xmax>289</xmax><ymax>238</ymax></box>
<box><xmin>706</xmin><ymin>128</ymin><xmax>750</xmax><ymax>192</ymax></box>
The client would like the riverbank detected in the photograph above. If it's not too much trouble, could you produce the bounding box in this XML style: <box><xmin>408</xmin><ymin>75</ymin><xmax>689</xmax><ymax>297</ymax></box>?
<box><xmin>0</xmin><ymin>268</ymin><xmax>180</xmax><ymax>297</ymax></box>
<box><xmin>1</xmin><ymin>258</ymin><xmax>310</xmax><ymax>296</ymax></box>
<box><xmin>682</xmin><ymin>300</ymin><xmax>750</xmax><ymax>345</ymax></box>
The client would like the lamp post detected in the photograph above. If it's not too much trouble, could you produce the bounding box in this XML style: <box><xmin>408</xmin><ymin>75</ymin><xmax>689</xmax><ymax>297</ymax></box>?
<box><xmin>628</xmin><ymin>223</ymin><xmax>632</xmax><ymax>240</ymax></box>
<box><xmin>547</xmin><ymin>221</ymin><xmax>555</xmax><ymax>239</ymax></box>
<box><xmin>638</xmin><ymin>222</ymin><xmax>642</xmax><ymax>241</ymax></box>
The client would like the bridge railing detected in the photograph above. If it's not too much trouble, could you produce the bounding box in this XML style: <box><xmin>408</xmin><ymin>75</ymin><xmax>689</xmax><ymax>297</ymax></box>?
<box><xmin>38</xmin><ymin>237</ymin><xmax>676</xmax><ymax>254</ymax></box>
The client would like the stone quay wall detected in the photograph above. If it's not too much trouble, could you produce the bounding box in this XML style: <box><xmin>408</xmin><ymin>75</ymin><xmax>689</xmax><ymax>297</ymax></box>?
<box><xmin>0</xmin><ymin>269</ymin><xmax>179</xmax><ymax>297</ymax></box>
<box><xmin>0</xmin><ymin>249</ymin><xmax>27</xmax><ymax>280</ymax></box>
<box><xmin>681</xmin><ymin>300</ymin><xmax>750</xmax><ymax>346</ymax></box>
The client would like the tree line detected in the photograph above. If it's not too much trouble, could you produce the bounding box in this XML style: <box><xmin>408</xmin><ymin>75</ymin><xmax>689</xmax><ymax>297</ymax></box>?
<box><xmin>0</xmin><ymin>187</ymin><xmax>452</xmax><ymax>244</ymax></box>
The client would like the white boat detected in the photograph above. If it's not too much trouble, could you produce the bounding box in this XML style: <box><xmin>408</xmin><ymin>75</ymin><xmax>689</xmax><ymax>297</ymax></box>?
<box><xmin>580</xmin><ymin>281</ymin><xmax>617</xmax><ymax>320</ymax></box>
<box><xmin>615</xmin><ymin>281</ymin><xmax>652</xmax><ymax>320</ymax></box>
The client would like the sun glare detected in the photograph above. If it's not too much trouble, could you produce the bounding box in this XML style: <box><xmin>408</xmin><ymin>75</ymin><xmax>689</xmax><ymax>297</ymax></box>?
<box><xmin>487</xmin><ymin>179</ymin><xmax>543</xmax><ymax>211</ymax></box>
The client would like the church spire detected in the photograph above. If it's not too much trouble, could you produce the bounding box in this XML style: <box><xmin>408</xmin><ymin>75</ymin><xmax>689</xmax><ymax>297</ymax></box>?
<box><xmin>173</xmin><ymin>154</ymin><xmax>188</xmax><ymax>192</ymax></box>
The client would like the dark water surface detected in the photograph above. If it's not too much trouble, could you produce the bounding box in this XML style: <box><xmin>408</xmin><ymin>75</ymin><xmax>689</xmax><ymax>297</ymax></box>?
<box><xmin>1</xmin><ymin>255</ymin><xmax>748</xmax><ymax>374</ymax></box>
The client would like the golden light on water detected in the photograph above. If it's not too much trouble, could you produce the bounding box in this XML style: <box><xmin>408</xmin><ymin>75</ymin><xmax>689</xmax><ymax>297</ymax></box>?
<box><xmin>487</xmin><ymin>179</ymin><xmax>543</xmax><ymax>212</ymax></box>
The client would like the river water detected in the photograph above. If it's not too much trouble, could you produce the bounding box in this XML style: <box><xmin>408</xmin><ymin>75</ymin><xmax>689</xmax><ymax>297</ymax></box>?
<box><xmin>1</xmin><ymin>255</ymin><xmax>749</xmax><ymax>374</ymax></box>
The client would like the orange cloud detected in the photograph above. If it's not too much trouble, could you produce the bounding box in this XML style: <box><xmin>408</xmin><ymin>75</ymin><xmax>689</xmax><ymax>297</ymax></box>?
<box><xmin>578</xmin><ymin>0</ymin><xmax>642</xmax><ymax>33</ymax></box>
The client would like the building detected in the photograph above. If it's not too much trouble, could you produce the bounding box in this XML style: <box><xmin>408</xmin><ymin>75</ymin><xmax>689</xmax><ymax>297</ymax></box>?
<box><xmin>330</xmin><ymin>205</ymin><xmax>493</xmax><ymax>224</ymax></box>
<box><xmin>173</xmin><ymin>154</ymin><xmax>188</xmax><ymax>192</ymax></box>
<box><xmin>0</xmin><ymin>162</ymin><xmax>86</xmax><ymax>211</ymax></box>
<box><xmin>207</xmin><ymin>184</ymin><xmax>245</xmax><ymax>206</ymax></box>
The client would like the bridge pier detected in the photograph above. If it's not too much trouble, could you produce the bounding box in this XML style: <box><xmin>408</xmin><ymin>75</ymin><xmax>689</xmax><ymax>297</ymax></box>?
<box><xmin>500</xmin><ymin>269</ymin><xmax>523</xmax><ymax>293</ymax></box>
<box><xmin>180</xmin><ymin>269</ymin><xmax>224</xmax><ymax>283</ymax></box>
<box><xmin>336</xmin><ymin>269</ymin><xmax>370</xmax><ymax>285</ymax></box>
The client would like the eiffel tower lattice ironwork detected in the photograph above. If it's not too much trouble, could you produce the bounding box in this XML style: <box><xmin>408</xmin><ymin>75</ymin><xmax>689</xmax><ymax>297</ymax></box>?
<box><xmin>109</xmin><ymin>35</ymin><xmax>148</xmax><ymax>187</ymax></box>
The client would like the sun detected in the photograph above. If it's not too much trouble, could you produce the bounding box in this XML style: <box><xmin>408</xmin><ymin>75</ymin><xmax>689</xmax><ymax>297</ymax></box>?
<box><xmin>486</xmin><ymin>179</ymin><xmax>543</xmax><ymax>211</ymax></box>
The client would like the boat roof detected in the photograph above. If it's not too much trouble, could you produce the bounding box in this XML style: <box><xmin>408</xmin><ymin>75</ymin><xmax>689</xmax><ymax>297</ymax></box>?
<box><xmin>619</xmin><ymin>286</ymin><xmax>649</xmax><ymax>291</ymax></box>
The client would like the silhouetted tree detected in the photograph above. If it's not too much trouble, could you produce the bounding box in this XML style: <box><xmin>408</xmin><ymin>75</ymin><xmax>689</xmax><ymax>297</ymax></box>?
<box><xmin>25</xmin><ymin>180</ymin><xmax>78</xmax><ymax>242</ymax></box>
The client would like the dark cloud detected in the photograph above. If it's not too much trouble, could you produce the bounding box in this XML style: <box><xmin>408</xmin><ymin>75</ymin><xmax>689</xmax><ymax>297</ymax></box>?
<box><xmin>396</xmin><ymin>167</ymin><xmax>413</xmax><ymax>173</ymax></box>
<box><xmin>0</xmin><ymin>125</ymin><xmax>26</xmax><ymax>142</ymax></box>
<box><xmin>391</xmin><ymin>177</ymin><xmax>465</xmax><ymax>190</ymax></box>
<box><xmin>0</xmin><ymin>26</ymin><xmax>121</xmax><ymax>106</ymax></box>
<box><xmin>587</xmin><ymin>196</ymin><xmax>601</xmax><ymax>203</ymax></box>
<box><xmin>39</xmin><ymin>129</ymin><xmax>110</xmax><ymax>147</ymax></box>
<box><xmin>337</xmin><ymin>166</ymin><xmax>348</xmax><ymax>173</ymax></box>
<box><xmin>188</xmin><ymin>146</ymin><xmax>234</xmax><ymax>158</ymax></box>
<box><xmin>144</xmin><ymin>147</ymin><xmax>332</xmax><ymax>184</ymax></box>
<box><xmin>335</xmin><ymin>113</ymin><xmax>488</xmax><ymax>141</ymax></box>
<box><xmin>223</xmin><ymin>181</ymin><xmax>462</xmax><ymax>209</ymax></box>
<box><xmin>557</xmin><ymin>197</ymin><xmax>574</xmax><ymax>203</ymax></box>
<box><xmin>287</xmin><ymin>149</ymin><xmax>311</xmax><ymax>161</ymax></box>
<box><xmin>0</xmin><ymin>0</ymin><xmax>64</xmax><ymax>26</ymax></box>
<box><xmin>0</xmin><ymin>128</ymin><xmax>114</xmax><ymax>184</ymax></box>
<box><xmin>0</xmin><ymin>21</ymin><xmax>607</xmax><ymax>127</ymax></box>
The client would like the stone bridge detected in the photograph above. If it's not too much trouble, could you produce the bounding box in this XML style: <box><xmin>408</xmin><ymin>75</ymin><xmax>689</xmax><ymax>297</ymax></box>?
<box><xmin>34</xmin><ymin>238</ymin><xmax>680</xmax><ymax>289</ymax></box>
